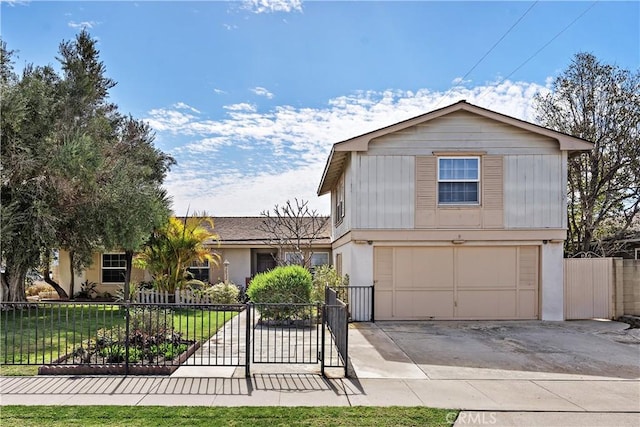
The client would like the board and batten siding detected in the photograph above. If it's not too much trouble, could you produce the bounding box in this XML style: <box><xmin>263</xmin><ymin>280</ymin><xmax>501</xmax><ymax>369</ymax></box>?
<box><xmin>352</xmin><ymin>154</ymin><xmax>415</xmax><ymax>229</ymax></box>
<box><xmin>504</xmin><ymin>154</ymin><xmax>566</xmax><ymax>229</ymax></box>
<box><xmin>332</xmin><ymin>155</ymin><xmax>352</xmax><ymax>239</ymax></box>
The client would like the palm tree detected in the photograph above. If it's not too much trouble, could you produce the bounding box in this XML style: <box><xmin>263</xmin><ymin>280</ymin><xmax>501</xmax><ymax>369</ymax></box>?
<box><xmin>134</xmin><ymin>214</ymin><xmax>219</xmax><ymax>293</ymax></box>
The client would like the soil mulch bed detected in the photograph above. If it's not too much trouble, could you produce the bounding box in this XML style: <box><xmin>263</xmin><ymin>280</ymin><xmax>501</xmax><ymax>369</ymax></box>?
<box><xmin>38</xmin><ymin>341</ymin><xmax>200</xmax><ymax>376</ymax></box>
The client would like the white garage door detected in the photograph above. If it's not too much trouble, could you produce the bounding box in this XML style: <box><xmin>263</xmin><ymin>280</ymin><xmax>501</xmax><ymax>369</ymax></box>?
<box><xmin>374</xmin><ymin>246</ymin><xmax>539</xmax><ymax>320</ymax></box>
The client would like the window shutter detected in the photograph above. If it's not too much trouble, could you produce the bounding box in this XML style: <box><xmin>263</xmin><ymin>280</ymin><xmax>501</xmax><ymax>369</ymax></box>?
<box><xmin>415</xmin><ymin>156</ymin><xmax>437</xmax><ymax>228</ymax></box>
<box><xmin>482</xmin><ymin>155</ymin><xmax>504</xmax><ymax>227</ymax></box>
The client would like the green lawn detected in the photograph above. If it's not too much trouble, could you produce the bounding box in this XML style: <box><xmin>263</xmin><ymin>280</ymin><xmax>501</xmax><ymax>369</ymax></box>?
<box><xmin>1</xmin><ymin>303</ymin><xmax>237</xmax><ymax>375</ymax></box>
<box><xmin>0</xmin><ymin>406</ymin><xmax>457</xmax><ymax>426</ymax></box>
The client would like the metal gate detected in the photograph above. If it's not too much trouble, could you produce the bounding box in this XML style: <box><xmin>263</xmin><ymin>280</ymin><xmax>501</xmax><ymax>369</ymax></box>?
<box><xmin>247</xmin><ymin>302</ymin><xmax>348</xmax><ymax>377</ymax></box>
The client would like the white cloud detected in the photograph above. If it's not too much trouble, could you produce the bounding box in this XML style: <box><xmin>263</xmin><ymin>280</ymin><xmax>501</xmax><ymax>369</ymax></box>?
<box><xmin>149</xmin><ymin>80</ymin><xmax>547</xmax><ymax>216</ymax></box>
<box><xmin>213</xmin><ymin>88</ymin><xmax>227</xmax><ymax>95</ymax></box>
<box><xmin>223</xmin><ymin>103</ymin><xmax>257</xmax><ymax>112</ymax></box>
<box><xmin>452</xmin><ymin>76</ymin><xmax>471</xmax><ymax>85</ymax></box>
<box><xmin>242</xmin><ymin>0</ymin><xmax>302</xmax><ymax>14</ymax></box>
<box><xmin>0</xmin><ymin>0</ymin><xmax>30</xmax><ymax>6</ymax></box>
<box><xmin>68</xmin><ymin>20</ymin><xmax>98</xmax><ymax>29</ymax></box>
<box><xmin>173</xmin><ymin>102</ymin><xmax>201</xmax><ymax>114</ymax></box>
<box><xmin>223</xmin><ymin>23</ymin><xmax>238</xmax><ymax>31</ymax></box>
<box><xmin>251</xmin><ymin>86</ymin><xmax>274</xmax><ymax>99</ymax></box>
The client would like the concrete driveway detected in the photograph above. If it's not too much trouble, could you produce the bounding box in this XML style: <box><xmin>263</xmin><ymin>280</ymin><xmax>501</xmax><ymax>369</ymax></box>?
<box><xmin>350</xmin><ymin>320</ymin><xmax>640</xmax><ymax>380</ymax></box>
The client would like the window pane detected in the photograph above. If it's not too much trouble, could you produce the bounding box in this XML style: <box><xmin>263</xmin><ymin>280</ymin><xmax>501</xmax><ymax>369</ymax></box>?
<box><xmin>103</xmin><ymin>254</ymin><xmax>126</xmax><ymax>268</ymax></box>
<box><xmin>439</xmin><ymin>158</ymin><xmax>478</xmax><ymax>180</ymax></box>
<box><xmin>439</xmin><ymin>158</ymin><xmax>452</xmax><ymax>179</ymax></box>
<box><xmin>102</xmin><ymin>269</ymin><xmax>125</xmax><ymax>283</ymax></box>
<box><xmin>285</xmin><ymin>252</ymin><xmax>304</xmax><ymax>265</ymax></box>
<box><xmin>190</xmin><ymin>260</ymin><xmax>209</xmax><ymax>268</ymax></box>
<box><xmin>187</xmin><ymin>267</ymin><xmax>209</xmax><ymax>282</ymax></box>
<box><xmin>439</xmin><ymin>182</ymin><xmax>479</xmax><ymax>203</ymax></box>
<box><xmin>310</xmin><ymin>253</ymin><xmax>329</xmax><ymax>267</ymax></box>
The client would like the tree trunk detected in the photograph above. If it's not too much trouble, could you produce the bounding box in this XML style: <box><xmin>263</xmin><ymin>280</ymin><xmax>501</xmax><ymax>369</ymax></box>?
<box><xmin>0</xmin><ymin>271</ymin><xmax>9</xmax><ymax>303</ymax></box>
<box><xmin>5</xmin><ymin>265</ymin><xmax>28</xmax><ymax>302</ymax></box>
<box><xmin>69</xmin><ymin>250</ymin><xmax>76</xmax><ymax>298</ymax></box>
<box><xmin>124</xmin><ymin>250</ymin><xmax>133</xmax><ymax>302</ymax></box>
<box><xmin>42</xmin><ymin>253</ymin><xmax>69</xmax><ymax>299</ymax></box>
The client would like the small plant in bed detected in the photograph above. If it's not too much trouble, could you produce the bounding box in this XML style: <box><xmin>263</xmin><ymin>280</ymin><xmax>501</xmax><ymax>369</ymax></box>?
<box><xmin>67</xmin><ymin>309</ymin><xmax>193</xmax><ymax>366</ymax></box>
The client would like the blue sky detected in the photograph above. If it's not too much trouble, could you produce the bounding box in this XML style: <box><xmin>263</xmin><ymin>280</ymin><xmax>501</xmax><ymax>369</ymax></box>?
<box><xmin>2</xmin><ymin>1</ymin><xmax>639</xmax><ymax>216</ymax></box>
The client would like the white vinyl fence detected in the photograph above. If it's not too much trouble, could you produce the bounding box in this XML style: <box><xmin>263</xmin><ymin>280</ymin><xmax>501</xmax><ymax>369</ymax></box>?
<box><xmin>134</xmin><ymin>289</ymin><xmax>220</xmax><ymax>305</ymax></box>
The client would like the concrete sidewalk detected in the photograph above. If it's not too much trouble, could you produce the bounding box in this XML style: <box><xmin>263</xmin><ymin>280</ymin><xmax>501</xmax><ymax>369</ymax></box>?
<box><xmin>1</xmin><ymin>321</ymin><xmax>639</xmax><ymax>426</ymax></box>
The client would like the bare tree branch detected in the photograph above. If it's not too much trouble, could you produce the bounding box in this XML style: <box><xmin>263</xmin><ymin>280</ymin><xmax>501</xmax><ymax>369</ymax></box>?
<box><xmin>258</xmin><ymin>198</ymin><xmax>329</xmax><ymax>268</ymax></box>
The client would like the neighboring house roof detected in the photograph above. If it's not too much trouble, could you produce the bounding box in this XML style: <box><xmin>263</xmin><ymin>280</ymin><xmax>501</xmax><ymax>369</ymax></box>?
<box><xmin>317</xmin><ymin>100</ymin><xmax>594</xmax><ymax>196</ymax></box>
<box><xmin>200</xmin><ymin>217</ymin><xmax>331</xmax><ymax>246</ymax></box>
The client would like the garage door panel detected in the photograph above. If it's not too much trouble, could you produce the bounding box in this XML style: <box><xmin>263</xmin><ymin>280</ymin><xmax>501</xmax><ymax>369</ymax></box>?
<box><xmin>394</xmin><ymin>290</ymin><xmax>454</xmax><ymax>318</ymax></box>
<box><xmin>375</xmin><ymin>290</ymin><xmax>393</xmax><ymax>320</ymax></box>
<box><xmin>374</xmin><ymin>247</ymin><xmax>393</xmax><ymax>290</ymax></box>
<box><xmin>518</xmin><ymin>290</ymin><xmax>538</xmax><ymax>319</ymax></box>
<box><xmin>396</xmin><ymin>247</ymin><xmax>454</xmax><ymax>289</ymax></box>
<box><xmin>457</xmin><ymin>247</ymin><xmax>517</xmax><ymax>287</ymax></box>
<box><xmin>374</xmin><ymin>246</ymin><xmax>538</xmax><ymax>320</ymax></box>
<box><xmin>457</xmin><ymin>290</ymin><xmax>517</xmax><ymax>318</ymax></box>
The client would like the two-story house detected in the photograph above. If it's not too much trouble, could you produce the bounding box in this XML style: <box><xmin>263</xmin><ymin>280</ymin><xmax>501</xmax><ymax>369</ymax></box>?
<box><xmin>317</xmin><ymin>100</ymin><xmax>592</xmax><ymax>321</ymax></box>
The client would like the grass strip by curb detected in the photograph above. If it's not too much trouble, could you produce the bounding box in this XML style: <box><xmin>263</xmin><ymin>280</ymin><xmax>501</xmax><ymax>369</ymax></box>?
<box><xmin>1</xmin><ymin>405</ymin><xmax>458</xmax><ymax>427</ymax></box>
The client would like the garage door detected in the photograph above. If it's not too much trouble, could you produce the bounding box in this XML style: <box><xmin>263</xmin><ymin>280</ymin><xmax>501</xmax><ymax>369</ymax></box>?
<box><xmin>374</xmin><ymin>246</ymin><xmax>538</xmax><ymax>320</ymax></box>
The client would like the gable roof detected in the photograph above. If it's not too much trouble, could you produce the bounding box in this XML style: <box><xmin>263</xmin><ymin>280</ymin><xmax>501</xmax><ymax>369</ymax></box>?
<box><xmin>317</xmin><ymin>100</ymin><xmax>594</xmax><ymax>196</ymax></box>
<box><xmin>200</xmin><ymin>217</ymin><xmax>331</xmax><ymax>246</ymax></box>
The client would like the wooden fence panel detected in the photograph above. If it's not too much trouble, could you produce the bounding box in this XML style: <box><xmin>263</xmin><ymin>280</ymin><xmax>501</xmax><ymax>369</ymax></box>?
<box><xmin>564</xmin><ymin>258</ymin><xmax>613</xmax><ymax>319</ymax></box>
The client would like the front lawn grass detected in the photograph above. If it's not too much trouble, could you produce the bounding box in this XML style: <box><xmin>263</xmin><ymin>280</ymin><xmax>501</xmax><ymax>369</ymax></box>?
<box><xmin>0</xmin><ymin>406</ymin><xmax>457</xmax><ymax>426</ymax></box>
<box><xmin>1</xmin><ymin>303</ymin><xmax>238</xmax><ymax>374</ymax></box>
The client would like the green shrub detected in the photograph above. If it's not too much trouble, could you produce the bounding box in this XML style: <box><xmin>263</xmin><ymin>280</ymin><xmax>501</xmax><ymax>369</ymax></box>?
<box><xmin>201</xmin><ymin>282</ymin><xmax>240</xmax><ymax>304</ymax></box>
<box><xmin>311</xmin><ymin>265</ymin><xmax>349</xmax><ymax>302</ymax></box>
<box><xmin>186</xmin><ymin>279</ymin><xmax>207</xmax><ymax>290</ymax></box>
<box><xmin>74</xmin><ymin>280</ymin><xmax>98</xmax><ymax>299</ymax></box>
<box><xmin>247</xmin><ymin>265</ymin><xmax>312</xmax><ymax>304</ymax></box>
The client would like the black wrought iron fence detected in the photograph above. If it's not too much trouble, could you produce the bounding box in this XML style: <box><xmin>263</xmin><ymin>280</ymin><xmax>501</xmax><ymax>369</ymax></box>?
<box><xmin>1</xmin><ymin>300</ymin><xmax>352</xmax><ymax>377</ymax></box>
<box><xmin>1</xmin><ymin>301</ymin><xmax>245</xmax><ymax>375</ymax></box>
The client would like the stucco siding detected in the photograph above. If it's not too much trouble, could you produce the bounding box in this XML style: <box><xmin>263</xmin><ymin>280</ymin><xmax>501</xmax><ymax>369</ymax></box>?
<box><xmin>218</xmin><ymin>248</ymin><xmax>252</xmax><ymax>287</ymax></box>
<box><xmin>504</xmin><ymin>154</ymin><xmax>564</xmax><ymax>229</ymax></box>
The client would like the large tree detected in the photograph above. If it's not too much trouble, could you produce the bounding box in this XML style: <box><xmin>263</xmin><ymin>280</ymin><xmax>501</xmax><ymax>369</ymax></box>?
<box><xmin>1</xmin><ymin>49</ymin><xmax>61</xmax><ymax>301</ymax></box>
<box><xmin>1</xmin><ymin>32</ymin><xmax>174</xmax><ymax>302</ymax></box>
<box><xmin>534</xmin><ymin>53</ymin><xmax>640</xmax><ymax>256</ymax></box>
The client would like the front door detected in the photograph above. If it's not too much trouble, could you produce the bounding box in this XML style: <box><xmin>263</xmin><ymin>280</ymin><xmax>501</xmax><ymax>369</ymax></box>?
<box><xmin>256</xmin><ymin>253</ymin><xmax>276</xmax><ymax>274</ymax></box>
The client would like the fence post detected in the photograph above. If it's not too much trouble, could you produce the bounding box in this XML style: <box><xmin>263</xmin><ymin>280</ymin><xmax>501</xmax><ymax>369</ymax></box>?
<box><xmin>245</xmin><ymin>303</ymin><xmax>251</xmax><ymax>378</ymax></box>
<box><xmin>124</xmin><ymin>302</ymin><xmax>130</xmax><ymax>375</ymax></box>
<box><xmin>320</xmin><ymin>303</ymin><xmax>326</xmax><ymax>376</ymax></box>
<box><xmin>370</xmin><ymin>283</ymin><xmax>375</xmax><ymax>322</ymax></box>
<box><xmin>344</xmin><ymin>303</ymin><xmax>349</xmax><ymax>377</ymax></box>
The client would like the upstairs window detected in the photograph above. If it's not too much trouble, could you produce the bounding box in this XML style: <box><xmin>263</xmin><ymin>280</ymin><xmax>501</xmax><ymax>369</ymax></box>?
<box><xmin>335</xmin><ymin>174</ymin><xmax>345</xmax><ymax>225</ymax></box>
<box><xmin>438</xmin><ymin>157</ymin><xmax>480</xmax><ymax>204</ymax></box>
<box><xmin>102</xmin><ymin>253</ymin><xmax>126</xmax><ymax>283</ymax></box>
